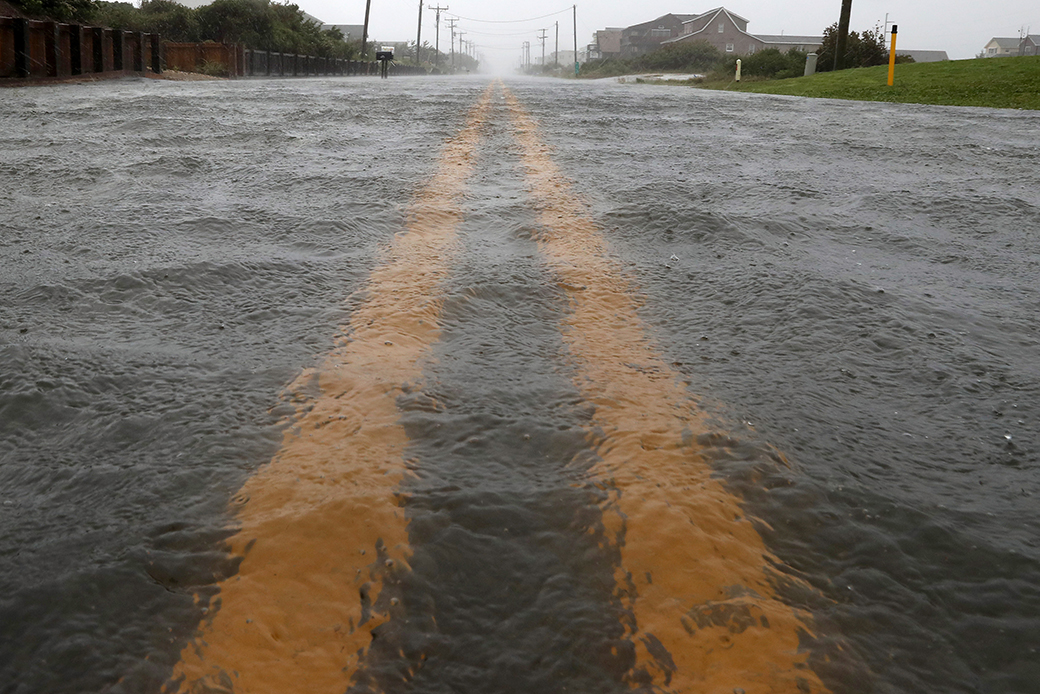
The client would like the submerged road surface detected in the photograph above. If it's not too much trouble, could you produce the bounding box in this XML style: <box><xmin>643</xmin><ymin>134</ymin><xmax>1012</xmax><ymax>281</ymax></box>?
<box><xmin>1</xmin><ymin>75</ymin><xmax>1039</xmax><ymax>694</ymax></box>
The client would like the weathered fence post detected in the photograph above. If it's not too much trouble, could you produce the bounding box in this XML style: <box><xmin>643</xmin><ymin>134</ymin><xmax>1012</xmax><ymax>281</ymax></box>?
<box><xmin>113</xmin><ymin>29</ymin><xmax>124</xmax><ymax>71</ymax></box>
<box><xmin>13</xmin><ymin>18</ymin><xmax>29</xmax><ymax>79</ymax></box>
<box><xmin>150</xmin><ymin>33</ymin><xmax>161</xmax><ymax>73</ymax></box>
<box><xmin>133</xmin><ymin>32</ymin><xmax>144</xmax><ymax>71</ymax></box>
<box><xmin>43</xmin><ymin>21</ymin><xmax>59</xmax><ymax>77</ymax></box>
<box><xmin>91</xmin><ymin>27</ymin><xmax>103</xmax><ymax>73</ymax></box>
<box><xmin>69</xmin><ymin>24</ymin><xmax>82</xmax><ymax>75</ymax></box>
<box><xmin>56</xmin><ymin>22</ymin><xmax>71</xmax><ymax>77</ymax></box>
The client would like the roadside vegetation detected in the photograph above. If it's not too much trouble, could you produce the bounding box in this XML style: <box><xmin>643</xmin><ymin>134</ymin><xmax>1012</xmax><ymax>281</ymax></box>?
<box><xmin>581</xmin><ymin>23</ymin><xmax>1039</xmax><ymax>111</ymax></box>
<box><xmin>701</xmin><ymin>56</ymin><xmax>1040</xmax><ymax>110</ymax></box>
<box><xmin>580</xmin><ymin>23</ymin><xmax>908</xmax><ymax>81</ymax></box>
<box><xmin>580</xmin><ymin>41</ymin><xmax>723</xmax><ymax>78</ymax></box>
<box><xmin>5</xmin><ymin>0</ymin><xmax>359</xmax><ymax>58</ymax></box>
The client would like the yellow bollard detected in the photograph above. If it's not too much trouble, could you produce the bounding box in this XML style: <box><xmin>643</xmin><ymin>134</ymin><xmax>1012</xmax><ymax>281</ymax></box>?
<box><xmin>887</xmin><ymin>25</ymin><xmax>898</xmax><ymax>86</ymax></box>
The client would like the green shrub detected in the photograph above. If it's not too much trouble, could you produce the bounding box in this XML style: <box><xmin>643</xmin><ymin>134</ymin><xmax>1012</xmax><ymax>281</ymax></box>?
<box><xmin>741</xmin><ymin>48</ymin><xmax>808</xmax><ymax>79</ymax></box>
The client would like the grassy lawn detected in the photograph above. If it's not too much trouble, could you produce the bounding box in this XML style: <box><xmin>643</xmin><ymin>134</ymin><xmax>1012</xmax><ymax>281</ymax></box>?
<box><xmin>695</xmin><ymin>56</ymin><xmax>1040</xmax><ymax>110</ymax></box>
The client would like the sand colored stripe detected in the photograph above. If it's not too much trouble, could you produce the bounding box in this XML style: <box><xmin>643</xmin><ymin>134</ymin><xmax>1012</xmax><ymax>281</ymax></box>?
<box><xmin>503</xmin><ymin>87</ymin><xmax>828</xmax><ymax>694</ymax></box>
<box><xmin>166</xmin><ymin>84</ymin><xmax>495</xmax><ymax>694</ymax></box>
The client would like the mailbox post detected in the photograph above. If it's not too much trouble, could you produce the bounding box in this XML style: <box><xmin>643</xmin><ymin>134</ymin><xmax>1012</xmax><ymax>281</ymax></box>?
<box><xmin>376</xmin><ymin>46</ymin><xmax>394</xmax><ymax>78</ymax></box>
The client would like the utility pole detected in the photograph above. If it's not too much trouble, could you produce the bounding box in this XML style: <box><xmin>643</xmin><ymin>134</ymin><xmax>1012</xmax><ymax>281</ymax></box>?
<box><xmin>428</xmin><ymin>5</ymin><xmax>448</xmax><ymax>70</ymax></box>
<box><xmin>834</xmin><ymin>0</ymin><xmax>853</xmax><ymax>70</ymax></box>
<box><xmin>538</xmin><ymin>28</ymin><xmax>547</xmax><ymax>69</ymax></box>
<box><xmin>415</xmin><ymin>0</ymin><xmax>423</xmax><ymax>67</ymax></box>
<box><xmin>555</xmin><ymin>21</ymin><xmax>559</xmax><ymax>68</ymax></box>
<box><xmin>362</xmin><ymin>0</ymin><xmax>372</xmax><ymax>60</ymax></box>
<box><xmin>456</xmin><ymin>30</ymin><xmax>466</xmax><ymax>65</ymax></box>
<box><xmin>447</xmin><ymin>18</ymin><xmax>457</xmax><ymax>70</ymax></box>
<box><xmin>572</xmin><ymin>5</ymin><xmax>578</xmax><ymax>76</ymax></box>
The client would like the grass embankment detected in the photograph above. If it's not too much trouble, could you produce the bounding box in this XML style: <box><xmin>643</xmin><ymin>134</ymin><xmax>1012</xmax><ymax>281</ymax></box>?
<box><xmin>697</xmin><ymin>56</ymin><xmax>1040</xmax><ymax>110</ymax></box>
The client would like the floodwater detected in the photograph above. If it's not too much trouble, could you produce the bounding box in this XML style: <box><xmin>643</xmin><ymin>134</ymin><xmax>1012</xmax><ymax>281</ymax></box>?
<box><xmin>1</xmin><ymin>75</ymin><xmax>1039</xmax><ymax>694</ymax></box>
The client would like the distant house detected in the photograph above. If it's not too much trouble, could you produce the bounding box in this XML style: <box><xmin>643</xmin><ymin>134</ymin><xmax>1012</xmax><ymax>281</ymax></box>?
<box><xmin>589</xmin><ymin>28</ymin><xmax>623</xmax><ymax>59</ymax></box>
<box><xmin>665</xmin><ymin>7</ymin><xmax>821</xmax><ymax>55</ymax></box>
<box><xmin>322</xmin><ymin>24</ymin><xmax>367</xmax><ymax>43</ymax></box>
<box><xmin>983</xmin><ymin>37</ymin><xmax>1020</xmax><ymax>57</ymax></box>
<box><xmin>619</xmin><ymin>14</ymin><xmax>701</xmax><ymax>56</ymax></box>
<box><xmin>900</xmin><ymin>49</ymin><xmax>949</xmax><ymax>63</ymax></box>
<box><xmin>1021</xmin><ymin>35</ymin><xmax>1040</xmax><ymax>56</ymax></box>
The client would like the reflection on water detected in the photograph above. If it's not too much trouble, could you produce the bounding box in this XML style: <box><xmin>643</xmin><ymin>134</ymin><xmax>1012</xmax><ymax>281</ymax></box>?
<box><xmin>1</xmin><ymin>76</ymin><xmax>1039</xmax><ymax>693</ymax></box>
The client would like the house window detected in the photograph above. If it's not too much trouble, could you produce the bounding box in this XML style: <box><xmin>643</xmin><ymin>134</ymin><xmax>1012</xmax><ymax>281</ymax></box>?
<box><xmin>718</xmin><ymin>23</ymin><xmax>725</xmax><ymax>33</ymax></box>
<box><xmin>748</xmin><ymin>44</ymin><xmax>756</xmax><ymax>54</ymax></box>
<box><xmin>726</xmin><ymin>42</ymin><xmax>734</xmax><ymax>52</ymax></box>
<box><xmin>651</xmin><ymin>28</ymin><xmax>671</xmax><ymax>37</ymax></box>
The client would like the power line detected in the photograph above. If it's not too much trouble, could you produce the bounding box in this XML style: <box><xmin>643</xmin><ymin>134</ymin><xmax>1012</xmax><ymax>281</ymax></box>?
<box><xmin>462</xmin><ymin>28</ymin><xmax>542</xmax><ymax>37</ymax></box>
<box><xmin>444</xmin><ymin>6</ymin><xmax>572</xmax><ymax>24</ymax></box>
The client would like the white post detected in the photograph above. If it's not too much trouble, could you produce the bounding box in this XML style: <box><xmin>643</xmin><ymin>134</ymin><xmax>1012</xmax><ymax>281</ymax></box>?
<box><xmin>735</xmin><ymin>58</ymin><xmax>741</xmax><ymax>82</ymax></box>
<box><xmin>804</xmin><ymin>52</ymin><xmax>818</xmax><ymax>76</ymax></box>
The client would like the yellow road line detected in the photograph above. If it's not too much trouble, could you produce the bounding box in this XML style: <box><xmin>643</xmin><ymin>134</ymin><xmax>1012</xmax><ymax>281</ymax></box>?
<box><xmin>503</xmin><ymin>87</ymin><xmax>828</xmax><ymax>694</ymax></box>
<box><xmin>166</xmin><ymin>84</ymin><xmax>495</xmax><ymax>694</ymax></box>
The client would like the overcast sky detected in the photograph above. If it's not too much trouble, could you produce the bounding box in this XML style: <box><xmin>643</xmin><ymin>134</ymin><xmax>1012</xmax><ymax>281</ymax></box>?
<box><xmin>297</xmin><ymin>0</ymin><xmax>1038</xmax><ymax>71</ymax></box>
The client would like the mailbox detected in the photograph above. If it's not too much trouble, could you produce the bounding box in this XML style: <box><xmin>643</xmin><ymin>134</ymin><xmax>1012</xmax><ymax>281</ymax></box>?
<box><xmin>376</xmin><ymin>47</ymin><xmax>394</xmax><ymax>61</ymax></box>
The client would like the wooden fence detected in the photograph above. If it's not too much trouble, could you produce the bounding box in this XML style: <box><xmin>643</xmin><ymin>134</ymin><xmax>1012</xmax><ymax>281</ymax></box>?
<box><xmin>0</xmin><ymin>16</ymin><xmax>160</xmax><ymax>80</ymax></box>
<box><xmin>166</xmin><ymin>44</ymin><xmax>427</xmax><ymax>78</ymax></box>
<box><xmin>1</xmin><ymin>20</ymin><xmax>426</xmax><ymax>82</ymax></box>
<box><xmin>243</xmin><ymin>49</ymin><xmax>425</xmax><ymax>77</ymax></box>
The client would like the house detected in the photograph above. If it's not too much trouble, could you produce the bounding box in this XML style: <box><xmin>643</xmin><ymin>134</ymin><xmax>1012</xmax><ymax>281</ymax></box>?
<box><xmin>322</xmin><ymin>24</ymin><xmax>367</xmax><ymax>43</ymax></box>
<box><xmin>982</xmin><ymin>37</ymin><xmax>1020</xmax><ymax>57</ymax></box>
<box><xmin>1020</xmin><ymin>35</ymin><xmax>1040</xmax><ymax>56</ymax></box>
<box><xmin>619</xmin><ymin>14</ymin><xmax>701</xmax><ymax>56</ymax></box>
<box><xmin>589</xmin><ymin>28</ymin><xmax>623</xmax><ymax>59</ymax></box>
<box><xmin>664</xmin><ymin>7</ymin><xmax>821</xmax><ymax>55</ymax></box>
<box><xmin>900</xmin><ymin>49</ymin><xmax>949</xmax><ymax>63</ymax></box>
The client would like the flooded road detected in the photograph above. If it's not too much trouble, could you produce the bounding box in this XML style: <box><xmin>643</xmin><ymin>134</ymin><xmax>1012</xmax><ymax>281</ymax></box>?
<box><xmin>1</xmin><ymin>75</ymin><xmax>1039</xmax><ymax>693</ymax></box>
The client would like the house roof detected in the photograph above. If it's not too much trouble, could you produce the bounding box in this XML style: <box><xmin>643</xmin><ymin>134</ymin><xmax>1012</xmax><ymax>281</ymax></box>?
<box><xmin>625</xmin><ymin>14</ymin><xmax>693</xmax><ymax>32</ymax></box>
<box><xmin>323</xmin><ymin>24</ymin><xmax>366</xmax><ymax>40</ymax></box>
<box><xmin>681</xmin><ymin>7</ymin><xmax>750</xmax><ymax>25</ymax></box>
<box><xmin>754</xmin><ymin>35</ymin><xmax>823</xmax><ymax>45</ymax></box>
<box><xmin>901</xmin><ymin>49</ymin><xmax>949</xmax><ymax>62</ymax></box>
<box><xmin>1023</xmin><ymin>35</ymin><xmax>1040</xmax><ymax>43</ymax></box>
<box><xmin>987</xmin><ymin>37</ymin><xmax>1021</xmax><ymax>48</ymax></box>
<box><xmin>664</xmin><ymin>8</ymin><xmax>769</xmax><ymax>46</ymax></box>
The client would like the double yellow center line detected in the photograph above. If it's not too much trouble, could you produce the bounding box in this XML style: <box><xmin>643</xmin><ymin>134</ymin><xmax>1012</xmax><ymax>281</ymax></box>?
<box><xmin>167</xmin><ymin>82</ymin><xmax>827</xmax><ymax>694</ymax></box>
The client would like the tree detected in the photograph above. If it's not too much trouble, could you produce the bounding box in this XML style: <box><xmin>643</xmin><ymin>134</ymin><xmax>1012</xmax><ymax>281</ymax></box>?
<box><xmin>816</xmin><ymin>22</ymin><xmax>887</xmax><ymax>71</ymax></box>
<box><xmin>196</xmin><ymin>0</ymin><xmax>273</xmax><ymax>48</ymax></box>
<box><xmin>140</xmin><ymin>0</ymin><xmax>201</xmax><ymax>42</ymax></box>
<box><xmin>8</xmin><ymin>0</ymin><xmax>97</xmax><ymax>22</ymax></box>
<box><xmin>88</xmin><ymin>0</ymin><xmax>358</xmax><ymax>58</ymax></box>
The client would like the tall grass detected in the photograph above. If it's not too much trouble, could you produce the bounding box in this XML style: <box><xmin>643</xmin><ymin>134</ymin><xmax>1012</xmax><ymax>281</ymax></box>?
<box><xmin>699</xmin><ymin>56</ymin><xmax>1040</xmax><ymax>110</ymax></box>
